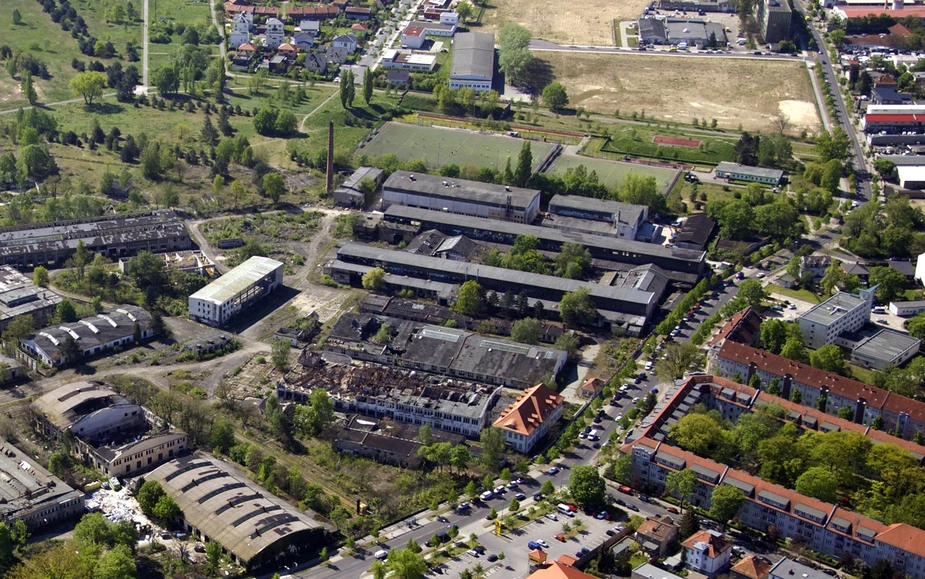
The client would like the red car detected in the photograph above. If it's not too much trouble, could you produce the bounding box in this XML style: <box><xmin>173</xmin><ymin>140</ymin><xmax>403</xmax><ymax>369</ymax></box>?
<box><xmin>555</xmin><ymin>533</ymin><xmax>566</xmax><ymax>542</ymax></box>
<box><xmin>667</xmin><ymin>507</ymin><xmax>679</xmax><ymax>514</ymax></box>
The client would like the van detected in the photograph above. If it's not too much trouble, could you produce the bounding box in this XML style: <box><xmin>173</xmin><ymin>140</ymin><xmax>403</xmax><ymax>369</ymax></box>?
<box><xmin>558</xmin><ymin>504</ymin><xmax>575</xmax><ymax>516</ymax></box>
<box><xmin>677</xmin><ymin>42</ymin><xmax>687</xmax><ymax>50</ymax></box>
<box><xmin>375</xmin><ymin>549</ymin><xmax>389</xmax><ymax>560</ymax></box>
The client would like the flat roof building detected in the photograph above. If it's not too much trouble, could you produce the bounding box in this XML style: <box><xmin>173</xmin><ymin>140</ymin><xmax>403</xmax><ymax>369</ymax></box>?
<box><xmin>20</xmin><ymin>305</ymin><xmax>154</xmax><ymax>368</ymax></box>
<box><xmin>0</xmin><ymin>265</ymin><xmax>62</xmax><ymax>331</ymax></box>
<box><xmin>897</xmin><ymin>165</ymin><xmax>925</xmax><ymax>190</ymax></box>
<box><xmin>382</xmin><ymin>171</ymin><xmax>541</xmax><ymax>223</ymax></box>
<box><xmin>850</xmin><ymin>329</ymin><xmax>921</xmax><ymax>370</ymax></box>
<box><xmin>333</xmin><ymin>166</ymin><xmax>385</xmax><ymax>208</ymax></box>
<box><xmin>890</xmin><ymin>300</ymin><xmax>925</xmax><ymax>317</ymax></box>
<box><xmin>449</xmin><ymin>32</ymin><xmax>494</xmax><ymax>93</ymax></box>
<box><xmin>323</xmin><ymin>312</ymin><xmax>567</xmax><ymax>389</ymax></box>
<box><xmin>798</xmin><ymin>289</ymin><xmax>875</xmax><ymax>349</ymax></box>
<box><xmin>758</xmin><ymin>0</ymin><xmax>792</xmax><ymax>44</ymax></box>
<box><xmin>382</xmin><ymin>205</ymin><xmax>706</xmax><ymax>278</ymax></box>
<box><xmin>145</xmin><ymin>455</ymin><xmax>328</xmax><ymax>570</ymax></box>
<box><xmin>715</xmin><ymin>162</ymin><xmax>785</xmax><ymax>185</ymax></box>
<box><xmin>547</xmin><ymin>195</ymin><xmax>648</xmax><ymax>240</ymax></box>
<box><xmin>0</xmin><ymin>210</ymin><xmax>191</xmax><ymax>268</ymax></box>
<box><xmin>189</xmin><ymin>256</ymin><xmax>284</xmax><ymax>327</ymax></box>
<box><xmin>0</xmin><ymin>437</ymin><xmax>84</xmax><ymax>529</ymax></box>
<box><xmin>769</xmin><ymin>559</ymin><xmax>829</xmax><ymax>579</ymax></box>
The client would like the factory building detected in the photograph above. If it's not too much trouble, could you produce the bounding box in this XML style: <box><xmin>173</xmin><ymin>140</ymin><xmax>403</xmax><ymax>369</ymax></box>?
<box><xmin>189</xmin><ymin>256</ymin><xmax>284</xmax><ymax>327</ymax></box>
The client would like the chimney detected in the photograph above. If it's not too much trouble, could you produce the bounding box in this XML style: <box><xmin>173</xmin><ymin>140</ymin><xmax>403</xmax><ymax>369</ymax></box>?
<box><xmin>325</xmin><ymin>120</ymin><xmax>335</xmax><ymax>196</ymax></box>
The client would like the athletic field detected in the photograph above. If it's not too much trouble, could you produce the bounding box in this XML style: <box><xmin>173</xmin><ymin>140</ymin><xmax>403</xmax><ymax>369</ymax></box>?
<box><xmin>548</xmin><ymin>153</ymin><xmax>678</xmax><ymax>190</ymax></box>
<box><xmin>359</xmin><ymin>122</ymin><xmax>556</xmax><ymax>171</ymax></box>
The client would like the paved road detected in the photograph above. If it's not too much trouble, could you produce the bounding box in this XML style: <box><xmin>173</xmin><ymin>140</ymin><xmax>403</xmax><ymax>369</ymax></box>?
<box><xmin>794</xmin><ymin>0</ymin><xmax>871</xmax><ymax>203</ymax></box>
<box><xmin>671</xmin><ymin>278</ymin><xmax>742</xmax><ymax>344</ymax></box>
<box><xmin>528</xmin><ymin>38</ymin><xmax>807</xmax><ymax>62</ymax></box>
<box><xmin>209</xmin><ymin>0</ymin><xmax>227</xmax><ymax>61</ymax></box>
<box><xmin>142</xmin><ymin>0</ymin><xmax>150</xmax><ymax>87</ymax></box>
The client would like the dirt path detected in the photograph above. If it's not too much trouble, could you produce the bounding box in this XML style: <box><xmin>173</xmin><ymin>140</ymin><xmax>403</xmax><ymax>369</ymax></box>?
<box><xmin>300</xmin><ymin>89</ymin><xmax>342</xmax><ymax>133</ymax></box>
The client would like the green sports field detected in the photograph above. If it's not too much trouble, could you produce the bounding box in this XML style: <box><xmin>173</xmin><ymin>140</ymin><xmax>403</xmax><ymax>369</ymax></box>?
<box><xmin>548</xmin><ymin>153</ymin><xmax>678</xmax><ymax>190</ymax></box>
<box><xmin>360</xmin><ymin>122</ymin><xmax>556</xmax><ymax>171</ymax></box>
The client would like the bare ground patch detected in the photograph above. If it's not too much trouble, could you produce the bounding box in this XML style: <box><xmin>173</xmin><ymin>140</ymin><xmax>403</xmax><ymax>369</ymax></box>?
<box><xmin>537</xmin><ymin>52</ymin><xmax>822</xmax><ymax>133</ymax></box>
<box><xmin>479</xmin><ymin>0</ymin><xmax>649</xmax><ymax>45</ymax></box>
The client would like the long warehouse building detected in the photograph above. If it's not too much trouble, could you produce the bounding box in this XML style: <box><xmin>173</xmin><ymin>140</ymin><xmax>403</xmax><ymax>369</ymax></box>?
<box><xmin>0</xmin><ymin>210</ymin><xmax>192</xmax><ymax>267</ymax></box>
<box><xmin>382</xmin><ymin>171</ymin><xmax>541</xmax><ymax>223</ymax></box>
<box><xmin>333</xmin><ymin>243</ymin><xmax>657</xmax><ymax>321</ymax></box>
<box><xmin>145</xmin><ymin>455</ymin><xmax>329</xmax><ymax>570</ymax></box>
<box><xmin>189</xmin><ymin>256</ymin><xmax>284</xmax><ymax>327</ymax></box>
<box><xmin>381</xmin><ymin>205</ymin><xmax>705</xmax><ymax>279</ymax></box>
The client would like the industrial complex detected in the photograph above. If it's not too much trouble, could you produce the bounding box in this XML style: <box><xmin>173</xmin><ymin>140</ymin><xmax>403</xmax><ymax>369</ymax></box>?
<box><xmin>189</xmin><ymin>256</ymin><xmax>284</xmax><ymax>327</ymax></box>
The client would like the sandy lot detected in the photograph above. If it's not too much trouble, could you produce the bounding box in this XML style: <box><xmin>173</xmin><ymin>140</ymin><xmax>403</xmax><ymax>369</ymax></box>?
<box><xmin>538</xmin><ymin>52</ymin><xmax>822</xmax><ymax>133</ymax></box>
<box><xmin>479</xmin><ymin>0</ymin><xmax>650</xmax><ymax>45</ymax></box>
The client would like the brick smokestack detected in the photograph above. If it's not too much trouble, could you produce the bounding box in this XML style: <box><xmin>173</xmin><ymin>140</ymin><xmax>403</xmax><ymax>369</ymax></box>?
<box><xmin>326</xmin><ymin>120</ymin><xmax>334</xmax><ymax>195</ymax></box>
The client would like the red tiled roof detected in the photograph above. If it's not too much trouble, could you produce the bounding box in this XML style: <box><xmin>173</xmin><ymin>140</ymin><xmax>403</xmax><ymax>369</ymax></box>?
<box><xmin>839</xmin><ymin>6</ymin><xmax>925</xmax><ymax>18</ymax></box>
<box><xmin>288</xmin><ymin>6</ymin><xmax>339</xmax><ymax>17</ymax></box>
<box><xmin>732</xmin><ymin>555</ymin><xmax>772</xmax><ymax>579</ymax></box>
<box><xmin>351</xmin><ymin>23</ymin><xmax>368</xmax><ymax>29</ymax></box>
<box><xmin>888</xmin><ymin>23</ymin><xmax>913</xmax><ymax>36</ymax></box>
<box><xmin>528</xmin><ymin>561</ymin><xmax>596</xmax><ymax>579</ymax></box>
<box><xmin>708</xmin><ymin>306</ymin><xmax>762</xmax><ymax>346</ymax></box>
<box><xmin>581</xmin><ymin>377</ymin><xmax>605</xmax><ymax>394</ymax></box>
<box><xmin>865</xmin><ymin>114</ymin><xmax>924</xmax><ymax>122</ymax></box>
<box><xmin>683</xmin><ymin>530</ymin><xmax>732</xmax><ymax>558</ymax></box>
<box><xmin>237</xmin><ymin>42</ymin><xmax>258</xmax><ymax>51</ymax></box>
<box><xmin>225</xmin><ymin>2</ymin><xmax>255</xmax><ymax>13</ymax></box>
<box><xmin>404</xmin><ymin>25</ymin><xmax>426</xmax><ymax>36</ymax></box>
<box><xmin>253</xmin><ymin>5</ymin><xmax>279</xmax><ymax>14</ymax></box>
<box><xmin>493</xmin><ymin>383</ymin><xmax>564</xmax><ymax>436</ymax></box>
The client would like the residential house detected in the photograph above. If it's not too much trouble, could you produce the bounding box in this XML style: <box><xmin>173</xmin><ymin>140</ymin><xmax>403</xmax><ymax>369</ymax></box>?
<box><xmin>231</xmin><ymin>46</ymin><xmax>256</xmax><ymax>70</ymax></box>
<box><xmin>277</xmin><ymin>43</ymin><xmax>298</xmax><ymax>59</ymax></box>
<box><xmin>292</xmin><ymin>33</ymin><xmax>316</xmax><ymax>50</ymax></box>
<box><xmin>297</xmin><ymin>20</ymin><xmax>321</xmax><ymax>36</ymax></box>
<box><xmin>264</xmin><ymin>17</ymin><xmax>285</xmax><ymax>48</ymax></box>
<box><xmin>731</xmin><ymin>556</ymin><xmax>773</xmax><ymax>579</ymax></box>
<box><xmin>842</xmin><ymin>261</ymin><xmax>870</xmax><ymax>283</ymax></box>
<box><xmin>638</xmin><ymin>16</ymin><xmax>668</xmax><ymax>44</ymax></box>
<box><xmin>890</xmin><ymin>259</ymin><xmax>916</xmax><ymax>281</ymax></box>
<box><xmin>492</xmin><ymin>383</ymin><xmax>564</xmax><ymax>453</ymax></box>
<box><xmin>683</xmin><ymin>530</ymin><xmax>732</xmax><ymax>577</ymax></box>
<box><xmin>327</xmin><ymin>45</ymin><xmax>349</xmax><ymax>65</ymax></box>
<box><xmin>268</xmin><ymin>54</ymin><xmax>289</xmax><ymax>73</ymax></box>
<box><xmin>387</xmin><ymin>69</ymin><xmax>411</xmax><ymax>85</ymax></box>
<box><xmin>332</xmin><ymin>34</ymin><xmax>359</xmax><ymax>53</ymax></box>
<box><xmin>228</xmin><ymin>12</ymin><xmax>252</xmax><ymax>47</ymax></box>
<box><xmin>345</xmin><ymin>6</ymin><xmax>373</xmax><ymax>19</ymax></box>
<box><xmin>402</xmin><ymin>25</ymin><xmax>427</xmax><ymax>49</ymax></box>
<box><xmin>580</xmin><ymin>377</ymin><xmax>605</xmax><ymax>399</ymax></box>
<box><xmin>634</xmin><ymin>514</ymin><xmax>680</xmax><ymax>557</ymax></box>
<box><xmin>304</xmin><ymin>50</ymin><xmax>328</xmax><ymax>74</ymax></box>
<box><xmin>351</xmin><ymin>23</ymin><xmax>369</xmax><ymax>34</ymax></box>
<box><xmin>799</xmin><ymin>254</ymin><xmax>831</xmax><ymax>279</ymax></box>
<box><xmin>707</xmin><ymin>306</ymin><xmax>763</xmax><ymax>349</ymax></box>
<box><xmin>528</xmin><ymin>561</ymin><xmax>598</xmax><ymax>579</ymax></box>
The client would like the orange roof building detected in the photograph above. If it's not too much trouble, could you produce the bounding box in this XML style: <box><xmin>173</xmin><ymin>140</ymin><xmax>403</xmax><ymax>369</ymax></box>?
<box><xmin>580</xmin><ymin>377</ymin><xmax>605</xmax><ymax>398</ymax></box>
<box><xmin>683</xmin><ymin>530</ymin><xmax>732</xmax><ymax>577</ymax></box>
<box><xmin>237</xmin><ymin>42</ymin><xmax>258</xmax><ymax>52</ymax></box>
<box><xmin>527</xmin><ymin>561</ymin><xmax>597</xmax><ymax>579</ymax></box>
<box><xmin>493</xmin><ymin>383</ymin><xmax>564</xmax><ymax>453</ymax></box>
<box><xmin>732</xmin><ymin>555</ymin><xmax>772</xmax><ymax>579</ymax></box>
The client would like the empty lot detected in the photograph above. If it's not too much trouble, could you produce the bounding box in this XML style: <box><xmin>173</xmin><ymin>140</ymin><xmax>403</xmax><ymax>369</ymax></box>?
<box><xmin>479</xmin><ymin>0</ymin><xmax>649</xmax><ymax>45</ymax></box>
<box><xmin>537</xmin><ymin>52</ymin><xmax>821</xmax><ymax>133</ymax></box>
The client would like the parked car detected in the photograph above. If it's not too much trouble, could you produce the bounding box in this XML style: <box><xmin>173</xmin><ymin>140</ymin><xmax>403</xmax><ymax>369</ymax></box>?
<box><xmin>487</xmin><ymin>554</ymin><xmax>498</xmax><ymax>562</ymax></box>
<box><xmin>515</xmin><ymin>492</ymin><xmax>526</xmax><ymax>501</ymax></box>
<box><xmin>480</xmin><ymin>491</ymin><xmax>494</xmax><ymax>501</ymax></box>
<box><xmin>667</xmin><ymin>506</ymin><xmax>679</xmax><ymax>514</ymax></box>
<box><xmin>547</xmin><ymin>467</ymin><xmax>559</xmax><ymax>475</ymax></box>
<box><xmin>546</xmin><ymin>512</ymin><xmax>558</xmax><ymax>521</ymax></box>
<box><xmin>555</xmin><ymin>533</ymin><xmax>567</xmax><ymax>542</ymax></box>
<box><xmin>528</xmin><ymin>541</ymin><xmax>544</xmax><ymax>550</ymax></box>
<box><xmin>534</xmin><ymin>492</ymin><xmax>544</xmax><ymax>501</ymax></box>
<box><xmin>467</xmin><ymin>549</ymin><xmax>479</xmax><ymax>557</ymax></box>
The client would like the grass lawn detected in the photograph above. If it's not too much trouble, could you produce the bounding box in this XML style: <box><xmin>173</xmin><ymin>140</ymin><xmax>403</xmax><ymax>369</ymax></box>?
<box><xmin>667</xmin><ymin>179</ymin><xmax>744</xmax><ymax>213</ymax></box>
<box><xmin>849</xmin><ymin>364</ymin><xmax>876</xmax><ymax>385</ymax></box>
<box><xmin>903</xmin><ymin>288</ymin><xmax>924</xmax><ymax>301</ymax></box>
<box><xmin>72</xmin><ymin>0</ymin><xmax>141</xmax><ymax>49</ymax></box>
<box><xmin>767</xmin><ymin>284</ymin><xmax>821</xmax><ymax>304</ymax></box>
<box><xmin>359</xmin><ymin>121</ymin><xmax>556</xmax><ymax>171</ymax></box>
<box><xmin>594</xmin><ymin>123</ymin><xmax>738</xmax><ymax>166</ymax></box>
<box><xmin>630</xmin><ymin>553</ymin><xmax>648</xmax><ymax>568</ymax></box>
<box><xmin>548</xmin><ymin>152</ymin><xmax>677</xmax><ymax>190</ymax></box>
<box><xmin>0</xmin><ymin>0</ymin><xmax>94</xmax><ymax>108</ymax></box>
<box><xmin>150</xmin><ymin>0</ymin><xmax>214</xmax><ymax>29</ymax></box>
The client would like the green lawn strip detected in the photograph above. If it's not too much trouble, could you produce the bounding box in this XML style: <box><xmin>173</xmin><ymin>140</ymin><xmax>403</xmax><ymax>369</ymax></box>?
<box><xmin>599</xmin><ymin>123</ymin><xmax>736</xmax><ymax>166</ymax></box>
<box><xmin>548</xmin><ymin>152</ymin><xmax>676</xmax><ymax>190</ymax></box>
<box><xmin>766</xmin><ymin>284</ymin><xmax>821</xmax><ymax>304</ymax></box>
<box><xmin>73</xmin><ymin>0</ymin><xmax>142</xmax><ymax>50</ymax></box>
<box><xmin>849</xmin><ymin>364</ymin><xmax>876</xmax><ymax>385</ymax></box>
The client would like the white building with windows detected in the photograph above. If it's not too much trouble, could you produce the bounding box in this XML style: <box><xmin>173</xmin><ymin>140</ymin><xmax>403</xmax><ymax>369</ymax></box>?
<box><xmin>229</xmin><ymin>12</ymin><xmax>252</xmax><ymax>47</ymax></box>
<box><xmin>797</xmin><ymin>288</ymin><xmax>876</xmax><ymax>349</ymax></box>
<box><xmin>188</xmin><ymin>256</ymin><xmax>283</xmax><ymax>327</ymax></box>
<box><xmin>493</xmin><ymin>383</ymin><xmax>564</xmax><ymax>453</ymax></box>
<box><xmin>265</xmin><ymin>17</ymin><xmax>286</xmax><ymax>49</ymax></box>
<box><xmin>449</xmin><ymin>32</ymin><xmax>494</xmax><ymax>93</ymax></box>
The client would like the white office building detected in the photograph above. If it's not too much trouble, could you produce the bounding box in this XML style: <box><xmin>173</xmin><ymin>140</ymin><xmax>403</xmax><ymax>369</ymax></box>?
<box><xmin>189</xmin><ymin>256</ymin><xmax>283</xmax><ymax>327</ymax></box>
<box><xmin>797</xmin><ymin>288</ymin><xmax>875</xmax><ymax>349</ymax></box>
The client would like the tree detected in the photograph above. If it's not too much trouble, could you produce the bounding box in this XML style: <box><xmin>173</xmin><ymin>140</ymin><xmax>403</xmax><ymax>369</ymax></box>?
<box><xmin>794</xmin><ymin>466</ymin><xmax>839</xmax><ymax>502</ymax></box>
<box><xmin>814</xmin><ymin>127</ymin><xmax>851</xmax><ymax>162</ymax></box>
<box><xmin>780</xmin><ymin>337</ymin><xmax>809</xmax><ymax>363</ymax></box>
<box><xmin>906</xmin><ymin>312</ymin><xmax>925</xmax><ymax>339</ymax></box>
<box><xmin>152</xmin><ymin>64</ymin><xmax>180</xmax><ymax>97</ymax></box>
<box><xmin>456</xmin><ymin>1</ymin><xmax>473</xmax><ymax>21</ymax></box>
<box><xmin>12</xmin><ymin>8</ymin><xmax>22</xmax><ymax>25</ymax></box>
<box><xmin>480</xmin><ymin>427</ymin><xmax>505</xmax><ymax>469</ymax></box>
<box><xmin>678</xmin><ymin>508</ymin><xmax>698</xmax><ymax>539</ymax></box>
<box><xmin>272</xmin><ymin>338</ymin><xmax>290</xmax><ymax>371</ymax></box>
<box><xmin>555</xmin><ymin>332</ymin><xmax>580</xmax><ymax>360</ymax></box>
<box><xmin>206</xmin><ymin>541</ymin><xmax>222</xmax><ymax>574</ymax></box>
<box><xmin>33</xmin><ymin>266</ymin><xmax>48</xmax><ymax>288</ymax></box>
<box><xmin>738</xmin><ymin>279</ymin><xmax>766</xmax><ymax>307</ymax></box>
<box><xmin>869</xmin><ymin>266</ymin><xmax>907</xmax><ymax>304</ymax></box>
<box><xmin>820</xmin><ymin>259</ymin><xmax>844</xmax><ymax>296</ymax></box>
<box><xmin>514</xmin><ymin>141</ymin><xmax>532</xmax><ymax>187</ymax></box>
<box><xmin>760</xmin><ymin>319</ymin><xmax>788</xmax><ymax>354</ymax></box>
<box><xmin>262</xmin><ymin>172</ymin><xmax>285</xmax><ymax>204</ymax></box>
<box><xmin>670</xmin><ymin>413</ymin><xmax>733</xmax><ymax>461</ymax></box>
<box><xmin>364</xmin><ymin>66</ymin><xmax>373</xmax><ymax>105</ymax></box>
<box><xmin>497</xmin><ymin>23</ymin><xmax>533</xmax><ymax>85</ymax></box>
<box><xmin>294</xmin><ymin>389</ymin><xmax>334</xmax><ymax>437</ymax></box>
<box><xmin>275</xmin><ymin>110</ymin><xmax>298</xmax><ymax>136</ymax></box>
<box><xmin>510</xmin><ymin>318</ymin><xmax>540</xmax><ymax>344</ymax></box>
<box><xmin>709</xmin><ymin>484</ymin><xmax>745</xmax><ymax>527</ymax></box>
<box><xmin>542</xmin><ymin>82</ymin><xmax>569</xmax><ymax>111</ymax></box>
<box><xmin>810</xmin><ymin>344</ymin><xmax>848</xmax><ymax>375</ymax></box>
<box><xmin>387</xmin><ymin>547</ymin><xmax>428</xmax><ymax>579</ymax></box>
<box><xmin>666</xmin><ymin>468</ymin><xmax>698</xmax><ymax>513</ymax></box>
<box><xmin>362</xmin><ymin>267</ymin><xmax>386</xmax><ymax>291</ymax></box>
<box><xmin>613</xmin><ymin>453</ymin><xmax>633</xmax><ymax>485</ymax></box>
<box><xmin>875</xmin><ymin>158</ymin><xmax>896</xmax><ymax>180</ymax></box>
<box><xmin>56</xmin><ymin>299</ymin><xmax>77</xmax><ymax>323</ymax></box>
<box><xmin>95</xmin><ymin>544</ymin><xmax>137</xmax><ymax>579</ymax></box>
<box><xmin>70</xmin><ymin>71</ymin><xmax>107</xmax><ymax>105</ymax></box>
<box><xmin>152</xmin><ymin>494</ymin><xmax>181</xmax><ymax>522</ymax></box>
<box><xmin>453</xmin><ymin>280</ymin><xmax>484</xmax><ymax>315</ymax></box>
<box><xmin>541</xmin><ymin>479</ymin><xmax>556</xmax><ymax>497</ymax></box>
<box><xmin>568</xmin><ymin>465</ymin><xmax>606</xmax><ymax>507</ymax></box>
<box><xmin>21</xmin><ymin>71</ymin><xmax>37</xmax><ymax>106</ymax></box>
<box><xmin>209</xmin><ymin>419</ymin><xmax>235</xmax><ymax>454</ymax></box>
<box><xmin>0</xmin><ymin>522</ymin><xmax>13</xmax><ymax>569</ymax></box>
<box><xmin>560</xmin><ymin>287</ymin><xmax>598</xmax><ymax>327</ymax></box>
<box><xmin>655</xmin><ymin>342</ymin><xmax>702</xmax><ymax>381</ymax></box>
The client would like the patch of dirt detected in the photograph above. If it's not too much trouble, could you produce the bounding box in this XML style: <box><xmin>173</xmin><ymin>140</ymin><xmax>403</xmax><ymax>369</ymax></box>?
<box><xmin>538</xmin><ymin>52</ymin><xmax>822</xmax><ymax>133</ymax></box>
<box><xmin>479</xmin><ymin>0</ymin><xmax>648</xmax><ymax>45</ymax></box>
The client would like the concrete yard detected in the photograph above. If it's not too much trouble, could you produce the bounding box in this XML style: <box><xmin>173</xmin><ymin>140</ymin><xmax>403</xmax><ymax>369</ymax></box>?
<box><xmin>536</xmin><ymin>52</ymin><xmax>822</xmax><ymax>133</ymax></box>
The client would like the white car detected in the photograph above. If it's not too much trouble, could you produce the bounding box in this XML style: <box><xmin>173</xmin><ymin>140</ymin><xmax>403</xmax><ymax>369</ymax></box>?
<box><xmin>645</xmin><ymin>361</ymin><xmax>654</xmax><ymax>370</ymax></box>
<box><xmin>537</xmin><ymin>540</ymin><xmax>549</xmax><ymax>548</ymax></box>
<box><xmin>545</xmin><ymin>512</ymin><xmax>558</xmax><ymax>521</ymax></box>
<box><xmin>480</xmin><ymin>491</ymin><xmax>494</xmax><ymax>501</ymax></box>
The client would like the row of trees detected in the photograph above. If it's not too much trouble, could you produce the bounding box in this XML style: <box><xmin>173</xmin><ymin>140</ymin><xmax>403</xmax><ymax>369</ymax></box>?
<box><xmin>484</xmin><ymin>236</ymin><xmax>592</xmax><ymax>280</ymax></box>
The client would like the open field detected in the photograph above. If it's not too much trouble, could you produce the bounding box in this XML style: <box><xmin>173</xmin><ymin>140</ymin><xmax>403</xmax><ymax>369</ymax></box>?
<box><xmin>72</xmin><ymin>0</ymin><xmax>142</xmax><ymax>49</ymax></box>
<box><xmin>478</xmin><ymin>0</ymin><xmax>647</xmax><ymax>45</ymax></box>
<box><xmin>358</xmin><ymin>122</ymin><xmax>556</xmax><ymax>170</ymax></box>
<box><xmin>586</xmin><ymin>123</ymin><xmax>739</xmax><ymax>167</ymax></box>
<box><xmin>0</xmin><ymin>0</ymin><xmax>91</xmax><ymax>108</ymax></box>
<box><xmin>548</xmin><ymin>152</ymin><xmax>677</xmax><ymax>189</ymax></box>
<box><xmin>536</xmin><ymin>52</ymin><xmax>821</xmax><ymax>133</ymax></box>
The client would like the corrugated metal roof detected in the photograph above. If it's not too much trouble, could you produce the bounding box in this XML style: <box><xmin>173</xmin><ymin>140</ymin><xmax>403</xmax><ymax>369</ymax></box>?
<box><xmin>190</xmin><ymin>256</ymin><xmax>283</xmax><ymax>305</ymax></box>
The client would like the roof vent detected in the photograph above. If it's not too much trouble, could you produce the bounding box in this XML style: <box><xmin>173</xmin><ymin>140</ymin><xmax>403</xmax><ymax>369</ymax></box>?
<box><xmin>409</xmin><ymin>174</ymin><xmax>415</xmax><ymax>181</ymax></box>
